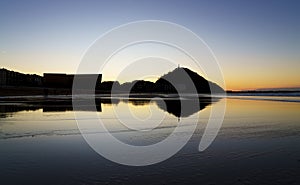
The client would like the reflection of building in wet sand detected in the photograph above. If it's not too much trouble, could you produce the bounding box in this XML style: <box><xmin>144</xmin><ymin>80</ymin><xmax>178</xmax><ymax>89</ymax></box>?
<box><xmin>0</xmin><ymin>99</ymin><xmax>102</xmax><ymax>118</ymax></box>
<box><xmin>42</xmin><ymin>99</ymin><xmax>102</xmax><ymax>112</ymax></box>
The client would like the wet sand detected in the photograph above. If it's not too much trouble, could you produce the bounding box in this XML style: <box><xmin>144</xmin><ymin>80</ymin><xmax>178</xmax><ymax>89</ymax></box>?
<box><xmin>0</xmin><ymin>96</ymin><xmax>300</xmax><ymax>185</ymax></box>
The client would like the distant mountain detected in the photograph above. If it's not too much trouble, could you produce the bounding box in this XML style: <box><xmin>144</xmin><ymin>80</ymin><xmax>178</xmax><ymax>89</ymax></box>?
<box><xmin>123</xmin><ymin>80</ymin><xmax>155</xmax><ymax>93</ymax></box>
<box><xmin>155</xmin><ymin>67</ymin><xmax>224</xmax><ymax>94</ymax></box>
<box><xmin>100</xmin><ymin>67</ymin><xmax>224</xmax><ymax>94</ymax></box>
<box><xmin>255</xmin><ymin>87</ymin><xmax>300</xmax><ymax>91</ymax></box>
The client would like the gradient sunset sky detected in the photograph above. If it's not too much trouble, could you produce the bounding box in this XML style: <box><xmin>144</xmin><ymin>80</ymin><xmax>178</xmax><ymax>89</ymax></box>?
<box><xmin>0</xmin><ymin>0</ymin><xmax>299</xmax><ymax>90</ymax></box>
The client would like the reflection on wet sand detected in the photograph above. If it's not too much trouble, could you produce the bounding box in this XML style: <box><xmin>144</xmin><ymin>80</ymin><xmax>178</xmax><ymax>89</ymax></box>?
<box><xmin>1</xmin><ymin>96</ymin><xmax>300</xmax><ymax>185</ymax></box>
<box><xmin>0</xmin><ymin>98</ymin><xmax>102</xmax><ymax>117</ymax></box>
<box><xmin>156</xmin><ymin>97</ymin><xmax>218</xmax><ymax>117</ymax></box>
<box><xmin>0</xmin><ymin>96</ymin><xmax>221</xmax><ymax>118</ymax></box>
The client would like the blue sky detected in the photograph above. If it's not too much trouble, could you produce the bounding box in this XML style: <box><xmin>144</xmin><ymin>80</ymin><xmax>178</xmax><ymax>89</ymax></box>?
<box><xmin>0</xmin><ymin>0</ymin><xmax>299</xmax><ymax>90</ymax></box>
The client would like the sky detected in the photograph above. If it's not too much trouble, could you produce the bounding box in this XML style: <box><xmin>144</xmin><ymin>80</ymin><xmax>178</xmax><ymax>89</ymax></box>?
<box><xmin>0</xmin><ymin>0</ymin><xmax>299</xmax><ymax>90</ymax></box>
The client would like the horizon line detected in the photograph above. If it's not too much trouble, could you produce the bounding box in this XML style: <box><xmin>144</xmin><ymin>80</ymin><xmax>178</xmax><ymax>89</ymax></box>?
<box><xmin>1</xmin><ymin>67</ymin><xmax>300</xmax><ymax>92</ymax></box>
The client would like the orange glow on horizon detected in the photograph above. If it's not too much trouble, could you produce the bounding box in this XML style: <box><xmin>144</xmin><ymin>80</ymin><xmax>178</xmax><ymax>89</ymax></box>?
<box><xmin>1</xmin><ymin>66</ymin><xmax>299</xmax><ymax>91</ymax></box>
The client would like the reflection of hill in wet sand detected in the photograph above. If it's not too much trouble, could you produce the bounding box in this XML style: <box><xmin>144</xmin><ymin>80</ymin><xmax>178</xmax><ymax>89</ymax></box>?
<box><xmin>155</xmin><ymin>97</ymin><xmax>219</xmax><ymax>118</ymax></box>
<box><xmin>126</xmin><ymin>97</ymin><xmax>220</xmax><ymax>117</ymax></box>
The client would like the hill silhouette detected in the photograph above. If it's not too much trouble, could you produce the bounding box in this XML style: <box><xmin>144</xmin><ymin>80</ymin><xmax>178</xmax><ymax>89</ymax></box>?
<box><xmin>121</xmin><ymin>67</ymin><xmax>223</xmax><ymax>94</ymax></box>
<box><xmin>154</xmin><ymin>67</ymin><xmax>224</xmax><ymax>94</ymax></box>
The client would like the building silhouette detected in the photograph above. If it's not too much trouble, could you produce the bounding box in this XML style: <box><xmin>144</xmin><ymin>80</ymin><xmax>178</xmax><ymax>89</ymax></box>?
<box><xmin>0</xmin><ymin>68</ymin><xmax>102</xmax><ymax>89</ymax></box>
<box><xmin>43</xmin><ymin>73</ymin><xmax>102</xmax><ymax>89</ymax></box>
<box><xmin>0</xmin><ymin>68</ymin><xmax>42</xmax><ymax>87</ymax></box>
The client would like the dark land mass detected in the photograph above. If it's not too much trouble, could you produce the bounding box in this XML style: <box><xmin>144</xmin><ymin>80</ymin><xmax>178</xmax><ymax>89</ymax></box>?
<box><xmin>226</xmin><ymin>90</ymin><xmax>300</xmax><ymax>94</ymax></box>
<box><xmin>155</xmin><ymin>67</ymin><xmax>224</xmax><ymax>94</ymax></box>
<box><xmin>226</xmin><ymin>90</ymin><xmax>300</xmax><ymax>97</ymax></box>
<box><xmin>0</xmin><ymin>67</ymin><xmax>224</xmax><ymax>96</ymax></box>
<box><xmin>2</xmin><ymin>67</ymin><xmax>299</xmax><ymax>96</ymax></box>
<box><xmin>102</xmin><ymin>67</ymin><xmax>224</xmax><ymax>95</ymax></box>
